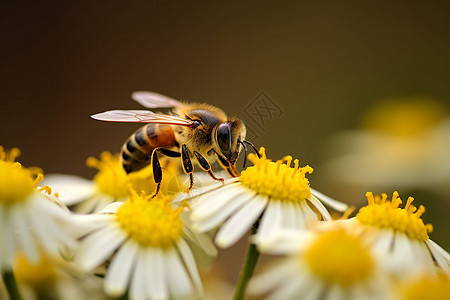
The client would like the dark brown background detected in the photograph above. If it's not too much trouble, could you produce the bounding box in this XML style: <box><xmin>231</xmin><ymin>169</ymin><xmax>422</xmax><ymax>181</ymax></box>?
<box><xmin>2</xmin><ymin>0</ymin><xmax>449</xmax><ymax>287</ymax></box>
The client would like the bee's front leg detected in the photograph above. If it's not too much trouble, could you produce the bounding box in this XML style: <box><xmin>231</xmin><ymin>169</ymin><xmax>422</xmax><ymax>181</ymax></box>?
<box><xmin>193</xmin><ymin>151</ymin><xmax>224</xmax><ymax>183</ymax></box>
<box><xmin>181</xmin><ymin>144</ymin><xmax>195</xmax><ymax>193</ymax></box>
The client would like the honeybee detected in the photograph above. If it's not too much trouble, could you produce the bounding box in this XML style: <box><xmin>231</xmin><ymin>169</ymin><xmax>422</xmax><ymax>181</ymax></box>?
<box><xmin>91</xmin><ymin>91</ymin><xmax>259</xmax><ymax>197</ymax></box>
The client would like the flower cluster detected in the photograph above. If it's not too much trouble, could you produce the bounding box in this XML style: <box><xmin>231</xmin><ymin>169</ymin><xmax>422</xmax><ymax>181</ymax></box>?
<box><xmin>1</xmin><ymin>118</ymin><xmax>449</xmax><ymax>300</ymax></box>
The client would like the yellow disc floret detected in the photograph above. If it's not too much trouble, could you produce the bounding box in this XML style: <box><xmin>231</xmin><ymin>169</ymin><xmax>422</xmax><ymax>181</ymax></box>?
<box><xmin>0</xmin><ymin>146</ymin><xmax>43</xmax><ymax>205</ymax></box>
<box><xmin>116</xmin><ymin>189</ymin><xmax>183</xmax><ymax>248</ymax></box>
<box><xmin>356</xmin><ymin>191</ymin><xmax>433</xmax><ymax>241</ymax></box>
<box><xmin>87</xmin><ymin>152</ymin><xmax>156</xmax><ymax>199</ymax></box>
<box><xmin>304</xmin><ymin>230</ymin><xmax>373</xmax><ymax>286</ymax></box>
<box><xmin>239</xmin><ymin>147</ymin><xmax>313</xmax><ymax>202</ymax></box>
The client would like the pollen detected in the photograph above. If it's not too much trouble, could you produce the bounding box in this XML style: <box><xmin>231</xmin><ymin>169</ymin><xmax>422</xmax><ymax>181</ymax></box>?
<box><xmin>0</xmin><ymin>146</ymin><xmax>42</xmax><ymax>205</ymax></box>
<box><xmin>239</xmin><ymin>147</ymin><xmax>313</xmax><ymax>202</ymax></box>
<box><xmin>116</xmin><ymin>189</ymin><xmax>183</xmax><ymax>248</ymax></box>
<box><xmin>304</xmin><ymin>230</ymin><xmax>373</xmax><ymax>286</ymax></box>
<box><xmin>87</xmin><ymin>152</ymin><xmax>155</xmax><ymax>199</ymax></box>
<box><xmin>356</xmin><ymin>191</ymin><xmax>433</xmax><ymax>241</ymax></box>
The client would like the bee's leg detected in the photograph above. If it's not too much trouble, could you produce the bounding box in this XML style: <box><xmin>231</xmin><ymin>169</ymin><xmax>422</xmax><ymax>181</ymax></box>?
<box><xmin>193</xmin><ymin>151</ymin><xmax>225</xmax><ymax>183</ymax></box>
<box><xmin>150</xmin><ymin>148</ymin><xmax>162</xmax><ymax>198</ymax></box>
<box><xmin>150</xmin><ymin>148</ymin><xmax>181</xmax><ymax>198</ymax></box>
<box><xmin>214</xmin><ymin>150</ymin><xmax>240</xmax><ymax>177</ymax></box>
<box><xmin>181</xmin><ymin>144</ymin><xmax>194</xmax><ymax>193</ymax></box>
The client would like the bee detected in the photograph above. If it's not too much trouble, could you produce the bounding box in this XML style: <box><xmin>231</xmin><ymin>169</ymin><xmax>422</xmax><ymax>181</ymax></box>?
<box><xmin>91</xmin><ymin>91</ymin><xmax>259</xmax><ymax>197</ymax></box>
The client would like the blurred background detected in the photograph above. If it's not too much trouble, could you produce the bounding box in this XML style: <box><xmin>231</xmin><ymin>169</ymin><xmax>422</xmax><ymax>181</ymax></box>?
<box><xmin>2</xmin><ymin>0</ymin><xmax>450</xmax><ymax>295</ymax></box>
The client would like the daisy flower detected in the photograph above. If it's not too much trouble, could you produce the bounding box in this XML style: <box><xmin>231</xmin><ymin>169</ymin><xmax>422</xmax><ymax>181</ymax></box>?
<box><xmin>342</xmin><ymin>191</ymin><xmax>450</xmax><ymax>280</ymax></box>
<box><xmin>0</xmin><ymin>146</ymin><xmax>77</xmax><ymax>273</ymax></box>
<box><xmin>74</xmin><ymin>189</ymin><xmax>217</xmax><ymax>300</ymax></box>
<box><xmin>174</xmin><ymin>147</ymin><xmax>348</xmax><ymax>248</ymax></box>
<box><xmin>248</xmin><ymin>227</ymin><xmax>390</xmax><ymax>300</ymax></box>
<box><xmin>14</xmin><ymin>251</ymin><xmax>106</xmax><ymax>300</ymax></box>
<box><xmin>322</xmin><ymin>98</ymin><xmax>450</xmax><ymax>189</ymax></box>
<box><xmin>43</xmin><ymin>151</ymin><xmax>180</xmax><ymax>213</ymax></box>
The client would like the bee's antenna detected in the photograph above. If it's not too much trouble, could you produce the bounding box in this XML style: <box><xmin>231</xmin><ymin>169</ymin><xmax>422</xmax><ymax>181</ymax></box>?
<box><xmin>238</xmin><ymin>139</ymin><xmax>248</xmax><ymax>169</ymax></box>
<box><xmin>243</xmin><ymin>140</ymin><xmax>261</xmax><ymax>158</ymax></box>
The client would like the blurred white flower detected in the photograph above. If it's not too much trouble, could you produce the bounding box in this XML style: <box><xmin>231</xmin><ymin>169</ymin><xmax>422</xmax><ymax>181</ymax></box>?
<box><xmin>43</xmin><ymin>151</ymin><xmax>179</xmax><ymax>213</ymax></box>
<box><xmin>0</xmin><ymin>146</ymin><xmax>77</xmax><ymax>273</ymax></box>
<box><xmin>322</xmin><ymin>98</ymin><xmax>450</xmax><ymax>189</ymax></box>
<box><xmin>248</xmin><ymin>227</ymin><xmax>389</xmax><ymax>300</ymax></box>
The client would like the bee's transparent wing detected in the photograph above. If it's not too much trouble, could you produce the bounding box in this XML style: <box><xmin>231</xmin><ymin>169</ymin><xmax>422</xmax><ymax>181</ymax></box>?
<box><xmin>131</xmin><ymin>91</ymin><xmax>183</xmax><ymax>108</ymax></box>
<box><xmin>91</xmin><ymin>110</ymin><xmax>194</xmax><ymax>126</ymax></box>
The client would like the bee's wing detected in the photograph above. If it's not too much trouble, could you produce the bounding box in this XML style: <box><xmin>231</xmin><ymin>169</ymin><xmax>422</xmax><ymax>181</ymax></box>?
<box><xmin>131</xmin><ymin>91</ymin><xmax>183</xmax><ymax>108</ymax></box>
<box><xmin>91</xmin><ymin>110</ymin><xmax>194</xmax><ymax>126</ymax></box>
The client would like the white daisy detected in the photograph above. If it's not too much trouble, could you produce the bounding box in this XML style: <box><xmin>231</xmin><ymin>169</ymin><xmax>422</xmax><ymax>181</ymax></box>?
<box><xmin>0</xmin><ymin>147</ymin><xmax>77</xmax><ymax>272</ymax></box>
<box><xmin>74</xmin><ymin>189</ymin><xmax>217</xmax><ymax>300</ymax></box>
<box><xmin>341</xmin><ymin>191</ymin><xmax>450</xmax><ymax>281</ymax></box>
<box><xmin>248</xmin><ymin>226</ymin><xmax>390</xmax><ymax>300</ymax></box>
<box><xmin>322</xmin><ymin>98</ymin><xmax>450</xmax><ymax>190</ymax></box>
<box><xmin>43</xmin><ymin>151</ymin><xmax>180</xmax><ymax>213</ymax></box>
<box><xmin>174</xmin><ymin>147</ymin><xmax>348</xmax><ymax>248</ymax></box>
<box><xmin>14</xmin><ymin>251</ymin><xmax>106</xmax><ymax>300</ymax></box>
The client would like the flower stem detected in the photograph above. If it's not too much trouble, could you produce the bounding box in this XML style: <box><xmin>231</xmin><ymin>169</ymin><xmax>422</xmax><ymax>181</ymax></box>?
<box><xmin>233</xmin><ymin>226</ymin><xmax>260</xmax><ymax>300</ymax></box>
<box><xmin>2</xmin><ymin>270</ymin><xmax>23</xmax><ymax>300</ymax></box>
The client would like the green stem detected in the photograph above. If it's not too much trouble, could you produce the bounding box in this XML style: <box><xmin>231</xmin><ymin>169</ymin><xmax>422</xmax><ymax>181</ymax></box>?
<box><xmin>233</xmin><ymin>226</ymin><xmax>260</xmax><ymax>300</ymax></box>
<box><xmin>2</xmin><ymin>270</ymin><xmax>23</xmax><ymax>300</ymax></box>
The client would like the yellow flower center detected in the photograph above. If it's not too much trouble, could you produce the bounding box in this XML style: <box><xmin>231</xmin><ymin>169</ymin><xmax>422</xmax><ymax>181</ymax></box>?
<box><xmin>304</xmin><ymin>230</ymin><xmax>373</xmax><ymax>286</ymax></box>
<box><xmin>356</xmin><ymin>191</ymin><xmax>433</xmax><ymax>241</ymax></box>
<box><xmin>116</xmin><ymin>189</ymin><xmax>183</xmax><ymax>248</ymax></box>
<box><xmin>87</xmin><ymin>152</ymin><xmax>157</xmax><ymax>199</ymax></box>
<box><xmin>0</xmin><ymin>147</ymin><xmax>43</xmax><ymax>205</ymax></box>
<box><xmin>362</xmin><ymin>98</ymin><xmax>446</xmax><ymax>137</ymax></box>
<box><xmin>14</xmin><ymin>252</ymin><xmax>57</xmax><ymax>288</ymax></box>
<box><xmin>239</xmin><ymin>147</ymin><xmax>313</xmax><ymax>202</ymax></box>
<box><xmin>401</xmin><ymin>276</ymin><xmax>450</xmax><ymax>300</ymax></box>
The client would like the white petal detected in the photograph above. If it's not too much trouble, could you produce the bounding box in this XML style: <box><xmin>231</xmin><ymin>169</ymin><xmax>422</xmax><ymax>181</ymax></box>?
<box><xmin>299</xmin><ymin>201</ymin><xmax>319</xmax><ymax>229</ymax></box>
<box><xmin>104</xmin><ymin>239</ymin><xmax>139</xmax><ymax>297</ymax></box>
<box><xmin>145</xmin><ymin>247</ymin><xmax>168</xmax><ymax>300</ymax></box>
<box><xmin>191</xmin><ymin>185</ymin><xmax>247</xmax><ymax>219</ymax></box>
<box><xmin>173</xmin><ymin>178</ymin><xmax>239</xmax><ymax>203</ymax></box>
<box><xmin>76</xmin><ymin>223</ymin><xmax>126</xmax><ymax>271</ymax></box>
<box><xmin>177</xmin><ymin>239</ymin><xmax>202</xmax><ymax>296</ymax></box>
<box><xmin>248</xmin><ymin>259</ymin><xmax>295</xmax><ymax>295</ymax></box>
<box><xmin>0</xmin><ymin>206</ymin><xmax>16</xmax><ymax>269</ymax></box>
<box><xmin>256</xmin><ymin>200</ymin><xmax>283</xmax><ymax>241</ymax></box>
<box><xmin>310</xmin><ymin>188</ymin><xmax>348</xmax><ymax>212</ymax></box>
<box><xmin>192</xmin><ymin>191</ymin><xmax>250</xmax><ymax>232</ymax></box>
<box><xmin>129</xmin><ymin>249</ymin><xmax>147</xmax><ymax>300</ymax></box>
<box><xmin>27</xmin><ymin>203</ymin><xmax>60</xmax><ymax>254</ymax></box>
<box><xmin>426</xmin><ymin>239</ymin><xmax>450</xmax><ymax>274</ymax></box>
<box><xmin>281</xmin><ymin>201</ymin><xmax>298</xmax><ymax>229</ymax></box>
<box><xmin>182</xmin><ymin>225</ymin><xmax>217</xmax><ymax>257</ymax></box>
<box><xmin>12</xmin><ymin>205</ymin><xmax>39</xmax><ymax>263</ymax></box>
<box><xmin>98</xmin><ymin>202</ymin><xmax>123</xmax><ymax>214</ymax></box>
<box><xmin>165</xmin><ymin>247</ymin><xmax>192</xmax><ymax>298</ymax></box>
<box><xmin>215</xmin><ymin>194</ymin><xmax>268</xmax><ymax>248</ymax></box>
<box><xmin>307</xmin><ymin>194</ymin><xmax>332</xmax><ymax>221</ymax></box>
<box><xmin>42</xmin><ymin>174</ymin><xmax>95</xmax><ymax>206</ymax></box>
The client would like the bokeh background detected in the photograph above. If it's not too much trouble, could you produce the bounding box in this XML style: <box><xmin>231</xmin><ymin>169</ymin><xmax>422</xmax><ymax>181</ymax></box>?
<box><xmin>2</xmin><ymin>0</ymin><xmax>450</xmax><ymax>295</ymax></box>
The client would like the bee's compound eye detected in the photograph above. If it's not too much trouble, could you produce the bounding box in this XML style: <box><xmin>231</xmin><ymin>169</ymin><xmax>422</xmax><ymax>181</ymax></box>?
<box><xmin>216</xmin><ymin>123</ymin><xmax>231</xmax><ymax>153</ymax></box>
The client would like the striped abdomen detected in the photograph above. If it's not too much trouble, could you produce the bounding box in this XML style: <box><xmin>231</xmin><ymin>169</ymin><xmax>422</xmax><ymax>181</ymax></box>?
<box><xmin>121</xmin><ymin>124</ymin><xmax>177</xmax><ymax>173</ymax></box>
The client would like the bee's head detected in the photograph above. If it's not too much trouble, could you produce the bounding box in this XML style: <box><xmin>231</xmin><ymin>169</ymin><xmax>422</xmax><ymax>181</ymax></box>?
<box><xmin>214</xmin><ymin>118</ymin><xmax>246</xmax><ymax>167</ymax></box>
